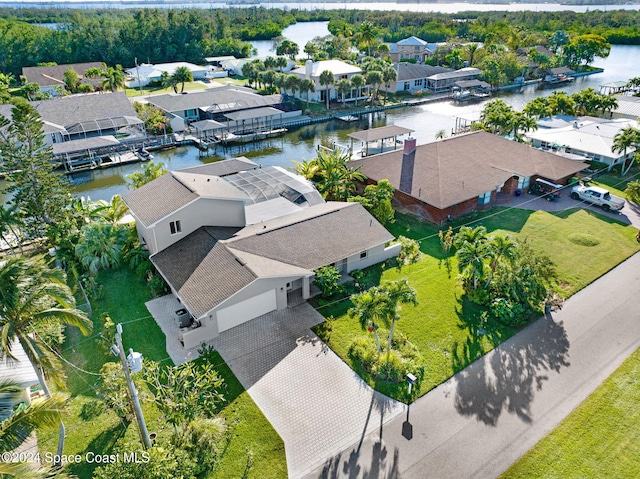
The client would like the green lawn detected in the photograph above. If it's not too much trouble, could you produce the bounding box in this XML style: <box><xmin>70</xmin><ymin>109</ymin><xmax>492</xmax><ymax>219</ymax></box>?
<box><xmin>39</xmin><ymin>267</ymin><xmax>286</xmax><ymax>479</ymax></box>
<box><xmin>125</xmin><ymin>81</ymin><xmax>209</xmax><ymax>97</ymax></box>
<box><xmin>314</xmin><ymin>208</ymin><xmax>640</xmax><ymax>401</ymax></box>
<box><xmin>501</xmin><ymin>347</ymin><xmax>640</xmax><ymax>479</ymax></box>
<box><xmin>591</xmin><ymin>167</ymin><xmax>639</xmax><ymax>199</ymax></box>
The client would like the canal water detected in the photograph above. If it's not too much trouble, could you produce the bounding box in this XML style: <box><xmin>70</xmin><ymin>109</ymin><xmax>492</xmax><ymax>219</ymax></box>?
<box><xmin>2</xmin><ymin>23</ymin><xmax>640</xmax><ymax>202</ymax></box>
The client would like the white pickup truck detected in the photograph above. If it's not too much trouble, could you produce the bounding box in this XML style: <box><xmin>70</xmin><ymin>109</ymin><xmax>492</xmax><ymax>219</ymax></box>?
<box><xmin>570</xmin><ymin>184</ymin><xmax>625</xmax><ymax>212</ymax></box>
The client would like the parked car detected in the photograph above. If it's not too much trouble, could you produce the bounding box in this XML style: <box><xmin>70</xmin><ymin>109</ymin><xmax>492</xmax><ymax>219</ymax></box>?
<box><xmin>528</xmin><ymin>178</ymin><xmax>563</xmax><ymax>201</ymax></box>
<box><xmin>570</xmin><ymin>184</ymin><xmax>625</xmax><ymax>212</ymax></box>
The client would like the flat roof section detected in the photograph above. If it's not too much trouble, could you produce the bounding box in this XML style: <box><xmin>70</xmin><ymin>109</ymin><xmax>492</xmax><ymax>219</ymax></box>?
<box><xmin>348</xmin><ymin>125</ymin><xmax>414</xmax><ymax>143</ymax></box>
<box><xmin>224</xmin><ymin>107</ymin><xmax>284</xmax><ymax>122</ymax></box>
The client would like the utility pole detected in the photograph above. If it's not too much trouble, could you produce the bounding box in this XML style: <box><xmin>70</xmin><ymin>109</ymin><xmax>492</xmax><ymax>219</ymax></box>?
<box><xmin>114</xmin><ymin>323</ymin><xmax>152</xmax><ymax>449</ymax></box>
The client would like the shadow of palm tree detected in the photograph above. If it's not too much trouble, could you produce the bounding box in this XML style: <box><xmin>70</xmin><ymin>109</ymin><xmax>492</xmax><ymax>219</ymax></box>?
<box><xmin>453</xmin><ymin>316</ymin><xmax>570</xmax><ymax>426</ymax></box>
<box><xmin>318</xmin><ymin>442</ymin><xmax>401</xmax><ymax>479</ymax></box>
<box><xmin>68</xmin><ymin>421</ymin><xmax>128</xmax><ymax>477</ymax></box>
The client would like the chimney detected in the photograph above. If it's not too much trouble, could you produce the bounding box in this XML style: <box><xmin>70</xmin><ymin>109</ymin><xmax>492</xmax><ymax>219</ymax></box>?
<box><xmin>305</xmin><ymin>60</ymin><xmax>313</xmax><ymax>79</ymax></box>
<box><xmin>399</xmin><ymin>137</ymin><xmax>417</xmax><ymax>195</ymax></box>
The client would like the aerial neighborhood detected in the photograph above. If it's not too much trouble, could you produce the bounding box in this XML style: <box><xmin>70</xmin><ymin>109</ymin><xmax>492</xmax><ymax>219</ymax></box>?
<box><xmin>1</xmin><ymin>5</ymin><xmax>640</xmax><ymax>479</ymax></box>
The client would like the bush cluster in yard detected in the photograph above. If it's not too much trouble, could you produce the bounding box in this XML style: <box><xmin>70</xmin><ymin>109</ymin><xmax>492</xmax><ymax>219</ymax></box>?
<box><xmin>349</xmin><ymin>335</ymin><xmax>426</xmax><ymax>385</ymax></box>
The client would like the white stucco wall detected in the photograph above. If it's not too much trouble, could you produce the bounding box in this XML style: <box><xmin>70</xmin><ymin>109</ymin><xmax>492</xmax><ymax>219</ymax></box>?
<box><xmin>346</xmin><ymin>242</ymin><xmax>400</xmax><ymax>273</ymax></box>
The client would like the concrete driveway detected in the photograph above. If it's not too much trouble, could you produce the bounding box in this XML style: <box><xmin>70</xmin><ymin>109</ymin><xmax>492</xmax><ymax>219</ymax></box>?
<box><xmin>498</xmin><ymin>185</ymin><xmax>640</xmax><ymax>228</ymax></box>
<box><xmin>208</xmin><ymin>303</ymin><xmax>403</xmax><ymax>479</ymax></box>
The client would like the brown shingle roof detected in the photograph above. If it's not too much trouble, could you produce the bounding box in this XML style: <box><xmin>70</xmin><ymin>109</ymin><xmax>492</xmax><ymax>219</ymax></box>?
<box><xmin>152</xmin><ymin>228</ymin><xmax>256</xmax><ymax>318</ymax></box>
<box><xmin>351</xmin><ymin>131</ymin><xmax>587</xmax><ymax>210</ymax></box>
<box><xmin>228</xmin><ymin>202</ymin><xmax>394</xmax><ymax>270</ymax></box>
<box><xmin>123</xmin><ymin>173</ymin><xmax>197</xmax><ymax>227</ymax></box>
<box><xmin>179</xmin><ymin>157</ymin><xmax>258</xmax><ymax>177</ymax></box>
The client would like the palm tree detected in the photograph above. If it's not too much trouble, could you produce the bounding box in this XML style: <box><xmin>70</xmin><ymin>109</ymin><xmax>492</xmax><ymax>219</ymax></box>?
<box><xmin>336</xmin><ymin>78</ymin><xmax>352</xmax><ymax>108</ymax></box>
<box><xmin>319</xmin><ymin>70</ymin><xmax>334</xmax><ymax>111</ymax></box>
<box><xmin>94</xmin><ymin>194</ymin><xmax>129</xmax><ymax>225</ymax></box>
<box><xmin>547</xmin><ymin>91</ymin><xmax>576</xmax><ymax>115</ymax></box>
<box><xmin>0</xmin><ymin>256</ymin><xmax>92</xmax><ymax>460</ymax></box>
<box><xmin>171</xmin><ymin>66</ymin><xmax>193</xmax><ymax>93</ymax></box>
<box><xmin>466</xmin><ymin>43</ymin><xmax>479</xmax><ymax>66</ymax></box>
<box><xmin>126</xmin><ymin>160</ymin><xmax>167</xmax><ymax>189</ymax></box>
<box><xmin>446</xmin><ymin>48</ymin><xmax>464</xmax><ymax>69</ymax></box>
<box><xmin>300</xmin><ymin>78</ymin><xmax>315</xmax><ymax>110</ymax></box>
<box><xmin>379</xmin><ymin>280</ymin><xmax>418</xmax><ymax>352</ymax></box>
<box><xmin>366</xmin><ymin>70</ymin><xmax>382</xmax><ymax>106</ymax></box>
<box><xmin>382</xmin><ymin>66</ymin><xmax>397</xmax><ymax>104</ymax></box>
<box><xmin>599</xmin><ymin>94</ymin><xmax>618</xmax><ymax>118</ymax></box>
<box><xmin>275</xmin><ymin>56</ymin><xmax>288</xmax><ymax>73</ymax></box>
<box><xmin>285</xmin><ymin>75</ymin><xmax>301</xmax><ymax>99</ymax></box>
<box><xmin>485</xmin><ymin>234</ymin><xmax>518</xmax><ymax>288</ymax></box>
<box><xmin>292</xmin><ymin>158</ymin><xmax>319</xmax><ymax>180</ymax></box>
<box><xmin>100</xmin><ymin>65</ymin><xmax>126</xmax><ymax>92</ymax></box>
<box><xmin>314</xmin><ymin>149</ymin><xmax>364</xmax><ymax>201</ymax></box>
<box><xmin>456</xmin><ymin>240</ymin><xmax>491</xmax><ymax>290</ymax></box>
<box><xmin>357</xmin><ymin>21</ymin><xmax>378</xmax><ymax>56</ymax></box>
<box><xmin>509</xmin><ymin>111</ymin><xmax>538</xmax><ymax>142</ymax></box>
<box><xmin>350</xmin><ymin>74</ymin><xmax>365</xmax><ymax>107</ymax></box>
<box><xmin>349</xmin><ymin>286</ymin><xmax>386</xmax><ymax>354</ymax></box>
<box><xmin>75</xmin><ymin>223</ymin><xmax>127</xmax><ymax>275</ymax></box>
<box><xmin>263</xmin><ymin>56</ymin><xmax>277</xmax><ymax>70</ymax></box>
<box><xmin>0</xmin><ymin>205</ymin><xmax>24</xmax><ymax>256</ymax></box>
<box><xmin>612</xmin><ymin>126</ymin><xmax>640</xmax><ymax>175</ymax></box>
<box><xmin>435</xmin><ymin>129</ymin><xmax>447</xmax><ymax>140</ymax></box>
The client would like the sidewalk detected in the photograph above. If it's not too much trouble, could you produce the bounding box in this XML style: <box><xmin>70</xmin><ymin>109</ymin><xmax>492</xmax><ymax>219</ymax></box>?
<box><xmin>306</xmin><ymin>252</ymin><xmax>640</xmax><ymax>478</ymax></box>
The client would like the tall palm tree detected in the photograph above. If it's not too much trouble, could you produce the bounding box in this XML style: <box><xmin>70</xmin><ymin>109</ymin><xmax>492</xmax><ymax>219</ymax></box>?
<box><xmin>336</xmin><ymin>78</ymin><xmax>352</xmax><ymax>108</ymax></box>
<box><xmin>275</xmin><ymin>56</ymin><xmax>288</xmax><ymax>73</ymax></box>
<box><xmin>357</xmin><ymin>21</ymin><xmax>378</xmax><ymax>57</ymax></box>
<box><xmin>456</xmin><ymin>240</ymin><xmax>491</xmax><ymax>290</ymax></box>
<box><xmin>599</xmin><ymin>94</ymin><xmax>618</xmax><ymax>118</ymax></box>
<box><xmin>349</xmin><ymin>286</ymin><xmax>386</xmax><ymax>354</ymax></box>
<box><xmin>319</xmin><ymin>70</ymin><xmax>334</xmax><ymax>111</ymax></box>
<box><xmin>612</xmin><ymin>126</ymin><xmax>640</xmax><ymax>175</ymax></box>
<box><xmin>0</xmin><ymin>256</ymin><xmax>92</xmax><ymax>460</ymax></box>
<box><xmin>466</xmin><ymin>43</ymin><xmax>479</xmax><ymax>66</ymax></box>
<box><xmin>446</xmin><ymin>48</ymin><xmax>464</xmax><ymax>69</ymax></box>
<box><xmin>382</xmin><ymin>66</ymin><xmax>397</xmax><ymax>104</ymax></box>
<box><xmin>300</xmin><ymin>78</ymin><xmax>315</xmax><ymax>110</ymax></box>
<box><xmin>314</xmin><ymin>149</ymin><xmax>364</xmax><ymax>201</ymax></box>
<box><xmin>485</xmin><ymin>234</ymin><xmax>518</xmax><ymax>288</ymax></box>
<box><xmin>170</xmin><ymin>66</ymin><xmax>193</xmax><ymax>93</ymax></box>
<box><xmin>366</xmin><ymin>70</ymin><xmax>382</xmax><ymax>106</ymax></box>
<box><xmin>75</xmin><ymin>223</ymin><xmax>128</xmax><ymax>275</ymax></box>
<box><xmin>379</xmin><ymin>280</ymin><xmax>418</xmax><ymax>352</ymax></box>
<box><xmin>350</xmin><ymin>74</ymin><xmax>365</xmax><ymax>107</ymax></box>
<box><xmin>285</xmin><ymin>75</ymin><xmax>301</xmax><ymax>99</ymax></box>
<box><xmin>547</xmin><ymin>91</ymin><xmax>576</xmax><ymax>115</ymax></box>
<box><xmin>0</xmin><ymin>205</ymin><xmax>24</xmax><ymax>256</ymax></box>
<box><xmin>93</xmin><ymin>194</ymin><xmax>129</xmax><ymax>225</ymax></box>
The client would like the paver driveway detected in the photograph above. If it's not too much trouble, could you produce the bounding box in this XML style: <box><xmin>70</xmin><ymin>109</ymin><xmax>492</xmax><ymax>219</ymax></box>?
<box><xmin>147</xmin><ymin>296</ymin><xmax>403</xmax><ymax>479</ymax></box>
<box><xmin>209</xmin><ymin>303</ymin><xmax>403</xmax><ymax>478</ymax></box>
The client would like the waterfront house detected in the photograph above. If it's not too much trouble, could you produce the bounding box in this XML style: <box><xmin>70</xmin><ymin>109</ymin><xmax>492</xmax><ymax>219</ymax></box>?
<box><xmin>142</xmin><ymin>86</ymin><xmax>298</xmax><ymax>132</ymax></box>
<box><xmin>0</xmin><ymin>92</ymin><xmax>145</xmax><ymax>165</ymax></box>
<box><xmin>289</xmin><ymin>60</ymin><xmax>369</xmax><ymax>105</ymax></box>
<box><xmin>526</xmin><ymin>116</ymin><xmax>637</xmax><ymax>169</ymax></box>
<box><xmin>21</xmin><ymin>62</ymin><xmax>104</xmax><ymax>96</ymax></box>
<box><xmin>390</xmin><ymin>62</ymin><xmax>452</xmax><ymax>93</ymax></box>
<box><xmin>611</xmin><ymin>95</ymin><xmax>640</xmax><ymax>120</ymax></box>
<box><xmin>425</xmin><ymin>67</ymin><xmax>482</xmax><ymax>93</ymax></box>
<box><xmin>350</xmin><ymin>132</ymin><xmax>586</xmax><ymax>224</ymax></box>
<box><xmin>124</xmin><ymin>62</ymin><xmax>210</xmax><ymax>88</ymax></box>
<box><xmin>0</xmin><ymin>340</ymin><xmax>41</xmax><ymax>419</ymax></box>
<box><xmin>388</xmin><ymin>36</ymin><xmax>436</xmax><ymax>64</ymax></box>
<box><xmin>123</xmin><ymin>158</ymin><xmax>399</xmax><ymax>347</ymax></box>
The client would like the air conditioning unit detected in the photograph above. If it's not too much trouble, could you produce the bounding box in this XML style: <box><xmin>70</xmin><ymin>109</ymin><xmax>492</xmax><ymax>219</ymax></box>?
<box><xmin>175</xmin><ymin>308</ymin><xmax>192</xmax><ymax>328</ymax></box>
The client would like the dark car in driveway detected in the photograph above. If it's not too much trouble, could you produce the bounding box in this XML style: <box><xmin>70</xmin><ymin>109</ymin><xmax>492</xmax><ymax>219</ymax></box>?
<box><xmin>528</xmin><ymin>178</ymin><xmax>563</xmax><ymax>202</ymax></box>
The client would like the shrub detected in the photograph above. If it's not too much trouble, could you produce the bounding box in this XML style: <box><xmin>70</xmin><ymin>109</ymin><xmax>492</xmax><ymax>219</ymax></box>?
<box><xmin>349</xmin><ymin>337</ymin><xmax>378</xmax><ymax>370</ymax></box>
<box><xmin>397</xmin><ymin>235</ymin><xmax>423</xmax><ymax>265</ymax></box>
<box><xmin>374</xmin><ymin>351</ymin><xmax>404</xmax><ymax>382</ymax></box>
<box><xmin>313</xmin><ymin>265</ymin><xmax>342</xmax><ymax>298</ymax></box>
<box><xmin>568</xmin><ymin>233</ymin><xmax>601</xmax><ymax>246</ymax></box>
<box><xmin>625</xmin><ymin>179</ymin><xmax>640</xmax><ymax>204</ymax></box>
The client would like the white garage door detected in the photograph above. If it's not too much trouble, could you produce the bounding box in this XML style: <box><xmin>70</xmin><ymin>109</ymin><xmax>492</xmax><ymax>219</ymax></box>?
<box><xmin>217</xmin><ymin>289</ymin><xmax>278</xmax><ymax>333</ymax></box>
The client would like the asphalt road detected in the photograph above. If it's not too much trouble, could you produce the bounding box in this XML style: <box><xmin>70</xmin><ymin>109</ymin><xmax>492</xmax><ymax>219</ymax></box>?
<box><xmin>307</xmin><ymin>252</ymin><xmax>640</xmax><ymax>479</ymax></box>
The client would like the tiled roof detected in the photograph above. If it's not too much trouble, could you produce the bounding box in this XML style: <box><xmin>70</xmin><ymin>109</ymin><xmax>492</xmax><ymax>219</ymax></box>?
<box><xmin>228</xmin><ymin>202</ymin><xmax>394</xmax><ymax>270</ymax></box>
<box><xmin>123</xmin><ymin>173</ymin><xmax>198</xmax><ymax>227</ymax></box>
<box><xmin>152</xmin><ymin>228</ymin><xmax>256</xmax><ymax>318</ymax></box>
<box><xmin>351</xmin><ymin>131</ymin><xmax>587</xmax><ymax>210</ymax></box>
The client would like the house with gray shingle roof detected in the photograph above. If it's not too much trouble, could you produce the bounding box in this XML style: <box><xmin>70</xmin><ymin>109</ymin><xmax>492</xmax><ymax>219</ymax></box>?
<box><xmin>124</xmin><ymin>158</ymin><xmax>399</xmax><ymax>347</ymax></box>
<box><xmin>22</xmin><ymin>62</ymin><xmax>105</xmax><ymax>96</ymax></box>
<box><xmin>391</xmin><ymin>63</ymin><xmax>451</xmax><ymax>93</ymax></box>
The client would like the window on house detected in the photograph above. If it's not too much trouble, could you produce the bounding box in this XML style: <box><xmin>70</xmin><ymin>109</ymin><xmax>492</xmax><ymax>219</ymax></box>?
<box><xmin>360</xmin><ymin>251</ymin><xmax>368</xmax><ymax>259</ymax></box>
<box><xmin>414</xmin><ymin>79</ymin><xmax>423</xmax><ymax>87</ymax></box>
<box><xmin>404</xmin><ymin>82</ymin><xmax>410</xmax><ymax>91</ymax></box>
<box><xmin>478</xmin><ymin>191</ymin><xmax>492</xmax><ymax>205</ymax></box>
<box><xmin>517</xmin><ymin>176</ymin><xmax>530</xmax><ymax>190</ymax></box>
<box><xmin>170</xmin><ymin>220</ymin><xmax>182</xmax><ymax>235</ymax></box>
<box><xmin>185</xmin><ymin>109</ymin><xmax>197</xmax><ymax>118</ymax></box>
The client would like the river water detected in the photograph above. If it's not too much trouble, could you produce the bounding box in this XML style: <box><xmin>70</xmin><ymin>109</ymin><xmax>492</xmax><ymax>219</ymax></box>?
<box><xmin>2</xmin><ymin>21</ymin><xmax>640</xmax><ymax>202</ymax></box>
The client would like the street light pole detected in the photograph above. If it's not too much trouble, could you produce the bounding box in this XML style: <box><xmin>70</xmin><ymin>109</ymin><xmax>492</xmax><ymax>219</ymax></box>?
<box><xmin>115</xmin><ymin>323</ymin><xmax>152</xmax><ymax>449</ymax></box>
